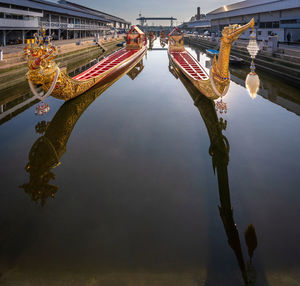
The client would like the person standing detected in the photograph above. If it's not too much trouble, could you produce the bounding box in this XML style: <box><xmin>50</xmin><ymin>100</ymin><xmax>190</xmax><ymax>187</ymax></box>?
<box><xmin>287</xmin><ymin>32</ymin><xmax>291</xmax><ymax>45</ymax></box>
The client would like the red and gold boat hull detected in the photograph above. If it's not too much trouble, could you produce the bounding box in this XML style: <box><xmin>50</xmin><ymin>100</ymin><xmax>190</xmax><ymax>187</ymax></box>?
<box><xmin>25</xmin><ymin>25</ymin><xmax>147</xmax><ymax>101</ymax></box>
<box><xmin>168</xmin><ymin>50</ymin><xmax>218</xmax><ymax>100</ymax></box>
<box><xmin>47</xmin><ymin>46</ymin><xmax>147</xmax><ymax>101</ymax></box>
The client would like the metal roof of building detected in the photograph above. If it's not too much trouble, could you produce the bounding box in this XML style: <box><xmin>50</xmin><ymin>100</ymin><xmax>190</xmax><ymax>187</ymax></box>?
<box><xmin>0</xmin><ymin>0</ymin><xmax>118</xmax><ymax>23</ymax></box>
<box><xmin>60</xmin><ymin>1</ymin><xmax>130</xmax><ymax>24</ymax></box>
<box><xmin>208</xmin><ymin>0</ymin><xmax>274</xmax><ymax>14</ymax></box>
<box><xmin>207</xmin><ymin>0</ymin><xmax>300</xmax><ymax>20</ymax></box>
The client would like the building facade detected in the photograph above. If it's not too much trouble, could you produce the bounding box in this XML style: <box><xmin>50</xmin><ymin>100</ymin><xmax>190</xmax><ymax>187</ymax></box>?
<box><xmin>180</xmin><ymin>20</ymin><xmax>211</xmax><ymax>33</ymax></box>
<box><xmin>0</xmin><ymin>0</ymin><xmax>130</xmax><ymax>46</ymax></box>
<box><xmin>206</xmin><ymin>0</ymin><xmax>300</xmax><ymax>42</ymax></box>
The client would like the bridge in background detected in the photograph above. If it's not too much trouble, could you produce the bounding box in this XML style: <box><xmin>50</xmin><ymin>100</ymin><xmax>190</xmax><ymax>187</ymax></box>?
<box><xmin>136</xmin><ymin>16</ymin><xmax>177</xmax><ymax>27</ymax></box>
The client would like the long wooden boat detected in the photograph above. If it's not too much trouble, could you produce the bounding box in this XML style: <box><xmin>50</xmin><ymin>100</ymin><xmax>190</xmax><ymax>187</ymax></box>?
<box><xmin>24</xmin><ymin>25</ymin><xmax>147</xmax><ymax>101</ymax></box>
<box><xmin>168</xmin><ymin>19</ymin><xmax>255</xmax><ymax>100</ymax></box>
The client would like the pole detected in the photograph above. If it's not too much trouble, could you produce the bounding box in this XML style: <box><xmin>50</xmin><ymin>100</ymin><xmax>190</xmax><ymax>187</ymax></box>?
<box><xmin>49</xmin><ymin>14</ymin><xmax>51</xmax><ymax>36</ymax></box>
<box><xmin>3</xmin><ymin>30</ymin><xmax>6</xmax><ymax>46</ymax></box>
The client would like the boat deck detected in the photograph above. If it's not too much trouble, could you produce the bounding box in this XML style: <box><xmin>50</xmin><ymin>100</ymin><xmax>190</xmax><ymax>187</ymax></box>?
<box><xmin>73</xmin><ymin>48</ymin><xmax>138</xmax><ymax>81</ymax></box>
<box><xmin>170</xmin><ymin>51</ymin><xmax>209</xmax><ymax>81</ymax></box>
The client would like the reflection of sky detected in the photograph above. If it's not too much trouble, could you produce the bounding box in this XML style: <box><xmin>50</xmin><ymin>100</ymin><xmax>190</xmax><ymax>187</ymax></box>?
<box><xmin>48</xmin><ymin>0</ymin><xmax>237</xmax><ymax>24</ymax></box>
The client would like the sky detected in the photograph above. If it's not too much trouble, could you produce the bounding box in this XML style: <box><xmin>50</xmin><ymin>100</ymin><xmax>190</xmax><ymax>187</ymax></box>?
<box><xmin>52</xmin><ymin>0</ymin><xmax>238</xmax><ymax>25</ymax></box>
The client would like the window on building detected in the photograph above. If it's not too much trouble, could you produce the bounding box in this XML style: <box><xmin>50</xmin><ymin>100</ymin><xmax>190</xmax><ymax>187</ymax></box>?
<box><xmin>0</xmin><ymin>3</ymin><xmax>10</xmax><ymax>8</ymax></box>
<box><xmin>10</xmin><ymin>4</ymin><xmax>28</xmax><ymax>11</ymax></box>
<box><xmin>281</xmin><ymin>19</ymin><xmax>297</xmax><ymax>24</ymax></box>
<box><xmin>268</xmin><ymin>31</ymin><xmax>272</xmax><ymax>35</ymax></box>
<box><xmin>260</xmin><ymin>21</ymin><xmax>279</xmax><ymax>28</ymax></box>
<box><xmin>0</xmin><ymin>13</ymin><xmax>4</xmax><ymax>18</ymax></box>
<box><xmin>51</xmin><ymin>15</ymin><xmax>59</xmax><ymax>22</ymax></box>
<box><xmin>68</xmin><ymin>18</ymin><xmax>74</xmax><ymax>23</ymax></box>
<box><xmin>257</xmin><ymin>31</ymin><xmax>262</xmax><ymax>35</ymax></box>
<box><xmin>44</xmin><ymin>14</ymin><xmax>50</xmax><ymax>21</ymax></box>
<box><xmin>266</xmin><ymin>22</ymin><xmax>272</xmax><ymax>28</ymax></box>
<box><xmin>29</xmin><ymin>8</ymin><xmax>42</xmax><ymax>13</ymax></box>
<box><xmin>61</xmin><ymin>17</ymin><xmax>67</xmax><ymax>23</ymax></box>
<box><xmin>24</xmin><ymin>16</ymin><xmax>34</xmax><ymax>20</ymax></box>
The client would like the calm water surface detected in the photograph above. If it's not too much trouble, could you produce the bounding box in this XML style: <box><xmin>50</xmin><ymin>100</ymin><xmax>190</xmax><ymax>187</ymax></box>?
<box><xmin>0</xmin><ymin>41</ymin><xmax>300</xmax><ymax>285</ymax></box>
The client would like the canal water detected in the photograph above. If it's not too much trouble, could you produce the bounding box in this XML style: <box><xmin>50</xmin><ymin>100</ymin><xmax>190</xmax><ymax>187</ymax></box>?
<box><xmin>0</xmin><ymin>40</ymin><xmax>300</xmax><ymax>285</ymax></box>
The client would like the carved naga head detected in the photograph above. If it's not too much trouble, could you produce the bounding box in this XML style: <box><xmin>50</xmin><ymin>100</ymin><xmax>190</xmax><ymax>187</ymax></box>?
<box><xmin>221</xmin><ymin>18</ymin><xmax>255</xmax><ymax>43</ymax></box>
<box><xmin>23</xmin><ymin>26</ymin><xmax>58</xmax><ymax>72</ymax></box>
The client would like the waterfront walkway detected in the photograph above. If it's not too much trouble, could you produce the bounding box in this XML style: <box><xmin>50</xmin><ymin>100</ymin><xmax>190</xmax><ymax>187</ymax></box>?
<box><xmin>1</xmin><ymin>35</ymin><xmax>123</xmax><ymax>55</ymax></box>
<box><xmin>0</xmin><ymin>34</ymin><xmax>125</xmax><ymax>71</ymax></box>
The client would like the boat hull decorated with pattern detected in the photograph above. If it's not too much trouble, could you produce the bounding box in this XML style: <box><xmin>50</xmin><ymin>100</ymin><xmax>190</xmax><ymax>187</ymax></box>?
<box><xmin>24</xmin><ymin>25</ymin><xmax>147</xmax><ymax>101</ymax></box>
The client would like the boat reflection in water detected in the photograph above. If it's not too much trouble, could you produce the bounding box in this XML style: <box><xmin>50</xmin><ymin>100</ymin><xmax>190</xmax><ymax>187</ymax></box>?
<box><xmin>20</xmin><ymin>59</ymin><xmax>145</xmax><ymax>206</ymax></box>
<box><xmin>169</xmin><ymin>59</ymin><xmax>258</xmax><ymax>285</ymax></box>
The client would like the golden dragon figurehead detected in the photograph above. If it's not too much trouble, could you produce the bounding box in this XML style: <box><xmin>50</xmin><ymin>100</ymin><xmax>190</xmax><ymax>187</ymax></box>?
<box><xmin>23</xmin><ymin>26</ymin><xmax>58</xmax><ymax>85</ymax></box>
<box><xmin>221</xmin><ymin>18</ymin><xmax>255</xmax><ymax>44</ymax></box>
<box><xmin>209</xmin><ymin>18</ymin><xmax>255</xmax><ymax>98</ymax></box>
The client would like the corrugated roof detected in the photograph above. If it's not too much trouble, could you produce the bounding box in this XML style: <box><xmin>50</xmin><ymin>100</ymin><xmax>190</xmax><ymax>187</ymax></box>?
<box><xmin>62</xmin><ymin>1</ymin><xmax>130</xmax><ymax>24</ymax></box>
<box><xmin>208</xmin><ymin>0</ymin><xmax>278</xmax><ymax>14</ymax></box>
<box><xmin>0</xmin><ymin>0</ymin><xmax>111</xmax><ymax>22</ymax></box>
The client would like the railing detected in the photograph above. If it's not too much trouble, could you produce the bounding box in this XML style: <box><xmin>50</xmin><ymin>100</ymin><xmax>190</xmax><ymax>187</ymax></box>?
<box><xmin>41</xmin><ymin>21</ymin><xmax>110</xmax><ymax>30</ymax></box>
<box><xmin>0</xmin><ymin>18</ymin><xmax>39</xmax><ymax>28</ymax></box>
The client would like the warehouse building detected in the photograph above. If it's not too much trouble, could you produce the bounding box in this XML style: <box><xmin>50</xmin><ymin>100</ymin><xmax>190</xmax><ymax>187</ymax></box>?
<box><xmin>0</xmin><ymin>0</ymin><xmax>130</xmax><ymax>46</ymax></box>
<box><xmin>206</xmin><ymin>0</ymin><xmax>300</xmax><ymax>42</ymax></box>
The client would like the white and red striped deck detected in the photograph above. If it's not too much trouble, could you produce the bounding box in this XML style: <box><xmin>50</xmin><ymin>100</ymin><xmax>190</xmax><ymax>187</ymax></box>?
<box><xmin>73</xmin><ymin>48</ymin><xmax>139</xmax><ymax>81</ymax></box>
<box><xmin>170</xmin><ymin>51</ymin><xmax>209</xmax><ymax>81</ymax></box>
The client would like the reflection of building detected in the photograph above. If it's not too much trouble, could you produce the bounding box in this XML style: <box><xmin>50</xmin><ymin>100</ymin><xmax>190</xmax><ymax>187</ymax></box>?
<box><xmin>206</xmin><ymin>0</ymin><xmax>300</xmax><ymax>42</ymax></box>
<box><xmin>0</xmin><ymin>0</ymin><xmax>130</xmax><ymax>46</ymax></box>
<box><xmin>0</xmin><ymin>89</ymin><xmax>38</xmax><ymax>125</ymax></box>
<box><xmin>228</xmin><ymin>67</ymin><xmax>300</xmax><ymax>116</ymax></box>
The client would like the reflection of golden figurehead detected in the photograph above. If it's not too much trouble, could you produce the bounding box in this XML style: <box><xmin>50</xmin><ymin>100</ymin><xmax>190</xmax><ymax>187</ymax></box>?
<box><xmin>169</xmin><ymin>60</ymin><xmax>258</xmax><ymax>285</ymax></box>
<box><xmin>21</xmin><ymin>59</ymin><xmax>145</xmax><ymax>206</ymax></box>
<box><xmin>147</xmin><ymin>31</ymin><xmax>156</xmax><ymax>50</ymax></box>
<box><xmin>160</xmin><ymin>30</ymin><xmax>168</xmax><ymax>48</ymax></box>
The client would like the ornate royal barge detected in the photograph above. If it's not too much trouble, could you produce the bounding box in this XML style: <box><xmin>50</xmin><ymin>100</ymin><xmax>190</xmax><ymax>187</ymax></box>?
<box><xmin>24</xmin><ymin>25</ymin><xmax>147</xmax><ymax>101</ymax></box>
<box><xmin>168</xmin><ymin>19</ymin><xmax>255</xmax><ymax>100</ymax></box>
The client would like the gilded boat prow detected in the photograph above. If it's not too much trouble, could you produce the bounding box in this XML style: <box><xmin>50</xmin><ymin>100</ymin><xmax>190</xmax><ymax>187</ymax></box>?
<box><xmin>168</xmin><ymin>18</ymin><xmax>255</xmax><ymax>99</ymax></box>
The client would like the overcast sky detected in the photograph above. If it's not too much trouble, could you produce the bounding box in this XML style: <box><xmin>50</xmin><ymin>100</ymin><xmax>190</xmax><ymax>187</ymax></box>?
<box><xmin>55</xmin><ymin>0</ymin><xmax>238</xmax><ymax>25</ymax></box>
